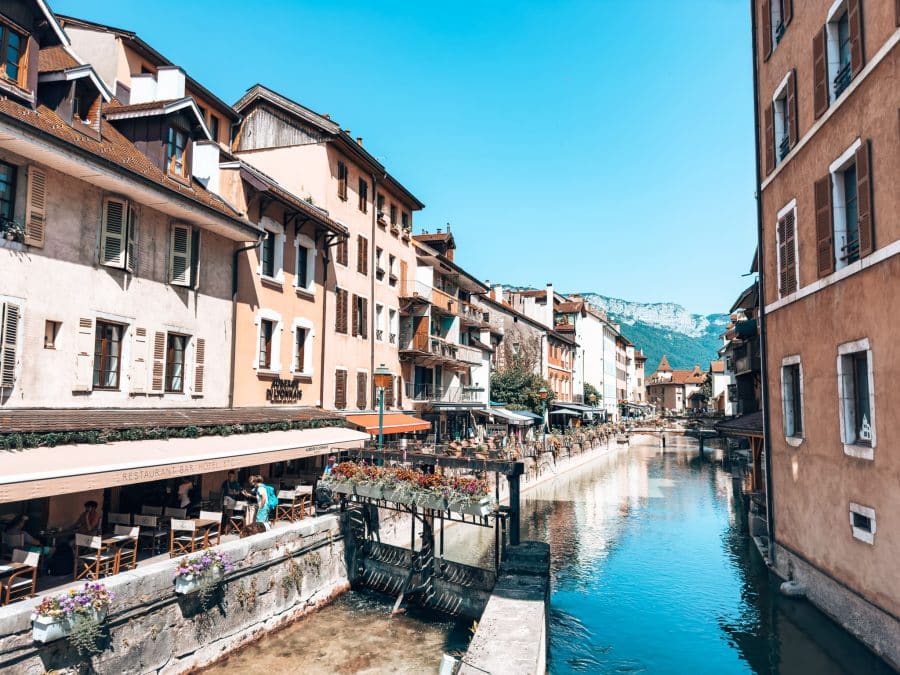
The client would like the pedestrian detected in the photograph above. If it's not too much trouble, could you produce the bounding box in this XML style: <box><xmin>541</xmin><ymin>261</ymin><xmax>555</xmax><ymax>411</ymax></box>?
<box><xmin>249</xmin><ymin>475</ymin><xmax>276</xmax><ymax>531</ymax></box>
<box><xmin>662</xmin><ymin>434</ymin><xmax>667</xmax><ymax>449</ymax></box>
<box><xmin>221</xmin><ymin>471</ymin><xmax>242</xmax><ymax>508</ymax></box>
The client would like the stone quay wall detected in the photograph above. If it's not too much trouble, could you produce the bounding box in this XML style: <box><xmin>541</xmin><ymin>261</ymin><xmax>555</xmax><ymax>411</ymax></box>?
<box><xmin>0</xmin><ymin>516</ymin><xmax>348</xmax><ymax>674</ymax></box>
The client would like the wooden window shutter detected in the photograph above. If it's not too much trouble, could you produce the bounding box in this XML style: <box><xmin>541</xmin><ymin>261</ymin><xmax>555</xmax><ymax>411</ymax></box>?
<box><xmin>856</xmin><ymin>140</ymin><xmax>874</xmax><ymax>258</ymax></box>
<box><xmin>125</xmin><ymin>204</ymin><xmax>137</xmax><ymax>274</ymax></box>
<box><xmin>812</xmin><ymin>28</ymin><xmax>828</xmax><ymax>119</ymax></box>
<box><xmin>764</xmin><ymin>104</ymin><xmax>775</xmax><ymax>175</ymax></box>
<box><xmin>24</xmin><ymin>166</ymin><xmax>46</xmax><ymax>247</ymax></box>
<box><xmin>356</xmin><ymin>371</ymin><xmax>367</xmax><ymax>409</ymax></box>
<box><xmin>848</xmin><ymin>0</ymin><xmax>864</xmax><ymax>74</ymax></box>
<box><xmin>786</xmin><ymin>70</ymin><xmax>798</xmax><ymax>148</ymax></box>
<box><xmin>335</xmin><ymin>369</ymin><xmax>347</xmax><ymax>409</ymax></box>
<box><xmin>169</xmin><ymin>224</ymin><xmax>192</xmax><ymax>286</ymax></box>
<box><xmin>193</xmin><ymin>337</ymin><xmax>206</xmax><ymax>396</ymax></box>
<box><xmin>73</xmin><ymin>317</ymin><xmax>94</xmax><ymax>392</ymax></box>
<box><xmin>780</xmin><ymin>211</ymin><xmax>797</xmax><ymax>295</ymax></box>
<box><xmin>814</xmin><ymin>175</ymin><xmax>835</xmax><ymax>278</ymax></box>
<box><xmin>130</xmin><ymin>327</ymin><xmax>148</xmax><ymax>393</ymax></box>
<box><xmin>396</xmin><ymin>376</ymin><xmax>403</xmax><ymax>407</ymax></box>
<box><xmin>335</xmin><ymin>289</ymin><xmax>348</xmax><ymax>334</ymax></box>
<box><xmin>783</xmin><ymin>0</ymin><xmax>792</xmax><ymax>27</ymax></box>
<box><xmin>777</xmin><ymin>218</ymin><xmax>788</xmax><ymax>296</ymax></box>
<box><xmin>362</xmin><ymin>238</ymin><xmax>368</xmax><ymax>275</ymax></box>
<box><xmin>762</xmin><ymin>0</ymin><xmax>772</xmax><ymax>60</ymax></box>
<box><xmin>190</xmin><ymin>227</ymin><xmax>201</xmax><ymax>289</ymax></box>
<box><xmin>150</xmin><ymin>331</ymin><xmax>166</xmax><ymax>393</ymax></box>
<box><xmin>385</xmin><ymin>375</ymin><xmax>394</xmax><ymax>408</ymax></box>
<box><xmin>101</xmin><ymin>197</ymin><xmax>127</xmax><ymax>267</ymax></box>
<box><xmin>352</xmin><ymin>294</ymin><xmax>359</xmax><ymax>337</ymax></box>
<box><xmin>0</xmin><ymin>303</ymin><xmax>20</xmax><ymax>389</ymax></box>
<box><xmin>361</xmin><ymin>298</ymin><xmax>368</xmax><ymax>339</ymax></box>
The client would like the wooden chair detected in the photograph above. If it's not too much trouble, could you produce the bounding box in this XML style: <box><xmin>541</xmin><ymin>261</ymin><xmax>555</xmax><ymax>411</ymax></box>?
<box><xmin>2</xmin><ymin>549</ymin><xmax>39</xmax><ymax>605</ymax></box>
<box><xmin>134</xmin><ymin>515</ymin><xmax>167</xmax><ymax>555</ymax></box>
<box><xmin>141</xmin><ymin>505</ymin><xmax>163</xmax><ymax>516</ymax></box>
<box><xmin>198</xmin><ymin>511</ymin><xmax>223</xmax><ymax>546</ymax></box>
<box><xmin>107</xmin><ymin>512</ymin><xmax>131</xmax><ymax>527</ymax></box>
<box><xmin>164</xmin><ymin>507</ymin><xmax>187</xmax><ymax>519</ymax></box>
<box><xmin>226</xmin><ymin>501</ymin><xmax>249</xmax><ymax>534</ymax></box>
<box><xmin>74</xmin><ymin>534</ymin><xmax>118</xmax><ymax>580</ymax></box>
<box><xmin>169</xmin><ymin>519</ymin><xmax>207</xmax><ymax>557</ymax></box>
<box><xmin>274</xmin><ymin>490</ymin><xmax>297</xmax><ymax>523</ymax></box>
<box><xmin>113</xmin><ymin>525</ymin><xmax>140</xmax><ymax>571</ymax></box>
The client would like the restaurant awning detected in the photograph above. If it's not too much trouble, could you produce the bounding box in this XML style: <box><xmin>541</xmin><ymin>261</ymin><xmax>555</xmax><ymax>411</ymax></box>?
<box><xmin>345</xmin><ymin>413</ymin><xmax>431</xmax><ymax>435</ymax></box>
<box><xmin>475</xmin><ymin>408</ymin><xmax>534</xmax><ymax>426</ymax></box>
<box><xmin>0</xmin><ymin>427</ymin><xmax>369</xmax><ymax>503</ymax></box>
<box><xmin>549</xmin><ymin>409</ymin><xmax>581</xmax><ymax>417</ymax></box>
<box><xmin>514</xmin><ymin>410</ymin><xmax>545</xmax><ymax>422</ymax></box>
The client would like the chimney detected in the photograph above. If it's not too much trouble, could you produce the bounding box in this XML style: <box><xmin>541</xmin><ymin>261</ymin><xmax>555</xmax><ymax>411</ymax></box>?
<box><xmin>546</xmin><ymin>283</ymin><xmax>554</xmax><ymax>328</ymax></box>
<box><xmin>436</xmin><ymin>227</ymin><xmax>442</xmax><ymax>234</ymax></box>
<box><xmin>356</xmin><ymin>137</ymin><xmax>363</xmax><ymax>146</ymax></box>
<box><xmin>494</xmin><ymin>284</ymin><xmax>503</xmax><ymax>302</ymax></box>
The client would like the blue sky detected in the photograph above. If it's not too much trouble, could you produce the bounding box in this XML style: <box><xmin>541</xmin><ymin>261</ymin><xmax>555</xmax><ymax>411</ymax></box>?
<box><xmin>55</xmin><ymin>0</ymin><xmax>757</xmax><ymax>315</ymax></box>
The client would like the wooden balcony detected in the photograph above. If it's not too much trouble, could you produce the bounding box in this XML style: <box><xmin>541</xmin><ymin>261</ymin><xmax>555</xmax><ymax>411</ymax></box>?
<box><xmin>431</xmin><ymin>287</ymin><xmax>456</xmax><ymax>314</ymax></box>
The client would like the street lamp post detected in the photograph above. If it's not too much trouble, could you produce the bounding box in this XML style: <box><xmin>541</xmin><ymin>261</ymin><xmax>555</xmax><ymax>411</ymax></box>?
<box><xmin>538</xmin><ymin>387</ymin><xmax>548</xmax><ymax>454</ymax></box>
<box><xmin>588</xmin><ymin>393</ymin><xmax>597</xmax><ymax>426</ymax></box>
<box><xmin>373</xmin><ymin>364</ymin><xmax>393</xmax><ymax>453</ymax></box>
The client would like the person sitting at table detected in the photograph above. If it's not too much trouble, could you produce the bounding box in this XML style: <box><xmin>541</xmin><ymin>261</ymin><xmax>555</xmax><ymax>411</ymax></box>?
<box><xmin>221</xmin><ymin>471</ymin><xmax>242</xmax><ymax>507</ymax></box>
<box><xmin>177</xmin><ymin>478</ymin><xmax>193</xmax><ymax>510</ymax></box>
<box><xmin>5</xmin><ymin>515</ymin><xmax>49</xmax><ymax>553</ymax></box>
<box><xmin>72</xmin><ymin>501</ymin><xmax>101</xmax><ymax>536</ymax></box>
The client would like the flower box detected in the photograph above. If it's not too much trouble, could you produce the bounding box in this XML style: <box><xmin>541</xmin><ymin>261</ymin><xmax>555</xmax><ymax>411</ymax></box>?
<box><xmin>450</xmin><ymin>497</ymin><xmax>493</xmax><ymax>517</ymax></box>
<box><xmin>415</xmin><ymin>494</ymin><xmax>449</xmax><ymax>511</ymax></box>
<box><xmin>328</xmin><ymin>481</ymin><xmax>354</xmax><ymax>495</ymax></box>
<box><xmin>354</xmin><ymin>482</ymin><xmax>384</xmax><ymax>500</ymax></box>
<box><xmin>32</xmin><ymin>607</ymin><xmax>107</xmax><ymax>644</ymax></box>
<box><xmin>175</xmin><ymin>566</ymin><xmax>223</xmax><ymax>595</ymax></box>
<box><xmin>382</xmin><ymin>486</ymin><xmax>409</xmax><ymax>504</ymax></box>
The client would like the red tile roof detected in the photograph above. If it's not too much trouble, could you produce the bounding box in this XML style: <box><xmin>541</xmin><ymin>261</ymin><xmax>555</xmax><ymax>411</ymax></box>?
<box><xmin>38</xmin><ymin>46</ymin><xmax>79</xmax><ymax>73</ymax></box>
<box><xmin>710</xmin><ymin>360</ymin><xmax>725</xmax><ymax>373</ymax></box>
<box><xmin>104</xmin><ymin>99</ymin><xmax>181</xmax><ymax>114</ymax></box>
<box><xmin>656</xmin><ymin>355</ymin><xmax>672</xmax><ymax>372</ymax></box>
<box><xmin>556</xmin><ymin>301</ymin><xmax>585</xmax><ymax>314</ymax></box>
<box><xmin>0</xmin><ymin>99</ymin><xmax>249</xmax><ymax>226</ymax></box>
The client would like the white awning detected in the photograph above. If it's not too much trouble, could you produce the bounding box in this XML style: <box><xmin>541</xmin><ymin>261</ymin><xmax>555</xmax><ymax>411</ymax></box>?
<box><xmin>477</xmin><ymin>408</ymin><xmax>533</xmax><ymax>426</ymax></box>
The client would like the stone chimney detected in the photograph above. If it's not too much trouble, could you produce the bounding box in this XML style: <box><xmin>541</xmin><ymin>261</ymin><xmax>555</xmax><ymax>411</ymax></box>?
<box><xmin>546</xmin><ymin>283</ymin><xmax>554</xmax><ymax>328</ymax></box>
<box><xmin>356</xmin><ymin>137</ymin><xmax>363</xmax><ymax>146</ymax></box>
<box><xmin>494</xmin><ymin>284</ymin><xmax>503</xmax><ymax>302</ymax></box>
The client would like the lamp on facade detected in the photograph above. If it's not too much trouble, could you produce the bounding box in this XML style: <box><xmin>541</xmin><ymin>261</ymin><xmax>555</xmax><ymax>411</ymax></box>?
<box><xmin>374</xmin><ymin>364</ymin><xmax>393</xmax><ymax>452</ymax></box>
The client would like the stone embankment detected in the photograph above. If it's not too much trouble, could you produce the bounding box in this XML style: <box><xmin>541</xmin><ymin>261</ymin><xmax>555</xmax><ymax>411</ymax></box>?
<box><xmin>0</xmin><ymin>516</ymin><xmax>347</xmax><ymax>674</ymax></box>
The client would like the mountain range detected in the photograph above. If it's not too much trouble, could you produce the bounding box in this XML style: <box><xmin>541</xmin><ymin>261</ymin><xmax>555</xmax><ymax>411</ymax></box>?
<box><xmin>577</xmin><ymin>294</ymin><xmax>729</xmax><ymax>374</ymax></box>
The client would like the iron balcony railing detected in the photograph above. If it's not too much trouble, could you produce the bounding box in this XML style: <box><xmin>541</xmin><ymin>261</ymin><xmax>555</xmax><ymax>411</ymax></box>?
<box><xmin>840</xmin><ymin>236</ymin><xmax>860</xmax><ymax>264</ymax></box>
<box><xmin>774</xmin><ymin>20</ymin><xmax>785</xmax><ymax>43</ymax></box>
<box><xmin>833</xmin><ymin>61</ymin><xmax>852</xmax><ymax>98</ymax></box>
<box><xmin>778</xmin><ymin>134</ymin><xmax>790</xmax><ymax>160</ymax></box>
<box><xmin>376</xmin><ymin>329</ymin><xmax>384</xmax><ymax>341</ymax></box>
<box><xmin>405</xmin><ymin>383</ymin><xmax>481</xmax><ymax>403</ymax></box>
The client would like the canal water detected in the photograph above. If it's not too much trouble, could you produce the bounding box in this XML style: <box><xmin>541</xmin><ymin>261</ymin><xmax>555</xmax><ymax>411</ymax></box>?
<box><xmin>208</xmin><ymin>436</ymin><xmax>891</xmax><ymax>674</ymax></box>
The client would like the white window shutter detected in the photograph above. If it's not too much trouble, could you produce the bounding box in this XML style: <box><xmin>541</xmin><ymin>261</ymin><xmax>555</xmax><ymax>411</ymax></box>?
<box><xmin>192</xmin><ymin>337</ymin><xmax>205</xmax><ymax>397</ymax></box>
<box><xmin>73</xmin><ymin>317</ymin><xmax>94</xmax><ymax>392</ymax></box>
<box><xmin>131</xmin><ymin>327</ymin><xmax>148</xmax><ymax>393</ymax></box>
<box><xmin>169</xmin><ymin>224</ymin><xmax>192</xmax><ymax>286</ymax></box>
<box><xmin>0</xmin><ymin>302</ymin><xmax>20</xmax><ymax>389</ymax></box>
<box><xmin>150</xmin><ymin>331</ymin><xmax>165</xmax><ymax>393</ymax></box>
<box><xmin>101</xmin><ymin>197</ymin><xmax>127</xmax><ymax>267</ymax></box>
<box><xmin>125</xmin><ymin>204</ymin><xmax>138</xmax><ymax>275</ymax></box>
<box><xmin>24</xmin><ymin>166</ymin><xmax>46</xmax><ymax>248</ymax></box>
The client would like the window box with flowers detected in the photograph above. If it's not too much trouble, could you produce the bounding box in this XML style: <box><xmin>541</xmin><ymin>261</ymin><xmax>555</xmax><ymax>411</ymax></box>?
<box><xmin>1</xmin><ymin>216</ymin><xmax>24</xmax><ymax>243</ymax></box>
<box><xmin>173</xmin><ymin>549</ymin><xmax>233</xmax><ymax>595</ymax></box>
<box><xmin>31</xmin><ymin>582</ymin><xmax>113</xmax><ymax>644</ymax></box>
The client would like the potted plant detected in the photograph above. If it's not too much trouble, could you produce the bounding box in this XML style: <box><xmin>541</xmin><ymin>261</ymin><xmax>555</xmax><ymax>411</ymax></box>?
<box><xmin>382</xmin><ymin>467</ymin><xmax>416</xmax><ymax>504</ymax></box>
<box><xmin>32</xmin><ymin>582</ymin><xmax>113</xmax><ymax>644</ymax></box>
<box><xmin>323</xmin><ymin>462</ymin><xmax>359</xmax><ymax>495</ymax></box>
<box><xmin>448</xmin><ymin>477</ymin><xmax>494</xmax><ymax>517</ymax></box>
<box><xmin>173</xmin><ymin>549</ymin><xmax>233</xmax><ymax>595</ymax></box>
<box><xmin>353</xmin><ymin>465</ymin><xmax>385</xmax><ymax>499</ymax></box>
<box><xmin>413</xmin><ymin>472</ymin><xmax>449</xmax><ymax>511</ymax></box>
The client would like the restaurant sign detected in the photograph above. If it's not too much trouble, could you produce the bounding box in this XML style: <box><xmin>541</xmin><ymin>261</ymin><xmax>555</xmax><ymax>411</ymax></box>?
<box><xmin>267</xmin><ymin>378</ymin><xmax>301</xmax><ymax>404</ymax></box>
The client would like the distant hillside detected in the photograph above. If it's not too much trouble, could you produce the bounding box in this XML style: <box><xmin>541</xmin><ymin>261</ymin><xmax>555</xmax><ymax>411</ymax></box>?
<box><xmin>578</xmin><ymin>294</ymin><xmax>728</xmax><ymax>373</ymax></box>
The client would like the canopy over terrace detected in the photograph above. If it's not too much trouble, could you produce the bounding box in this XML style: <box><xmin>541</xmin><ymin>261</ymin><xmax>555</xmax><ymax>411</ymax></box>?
<box><xmin>474</xmin><ymin>408</ymin><xmax>534</xmax><ymax>426</ymax></box>
<box><xmin>0</xmin><ymin>426</ymin><xmax>369</xmax><ymax>502</ymax></box>
<box><xmin>345</xmin><ymin>413</ymin><xmax>431</xmax><ymax>435</ymax></box>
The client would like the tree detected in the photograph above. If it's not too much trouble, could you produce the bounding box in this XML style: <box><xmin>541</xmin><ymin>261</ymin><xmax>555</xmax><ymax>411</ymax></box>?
<box><xmin>490</xmin><ymin>366</ymin><xmax>555</xmax><ymax>414</ymax></box>
<box><xmin>583</xmin><ymin>382</ymin><xmax>600</xmax><ymax>404</ymax></box>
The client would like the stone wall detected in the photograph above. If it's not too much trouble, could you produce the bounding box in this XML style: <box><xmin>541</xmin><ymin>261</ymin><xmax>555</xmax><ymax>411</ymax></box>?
<box><xmin>0</xmin><ymin>516</ymin><xmax>348</xmax><ymax>674</ymax></box>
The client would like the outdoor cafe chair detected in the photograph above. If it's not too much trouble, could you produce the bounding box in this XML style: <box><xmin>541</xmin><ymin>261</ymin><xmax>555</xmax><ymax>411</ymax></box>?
<box><xmin>141</xmin><ymin>505</ymin><xmax>163</xmax><ymax>516</ymax></box>
<box><xmin>74</xmin><ymin>534</ymin><xmax>118</xmax><ymax>580</ymax></box>
<box><xmin>107</xmin><ymin>512</ymin><xmax>131</xmax><ymax>527</ymax></box>
<box><xmin>226</xmin><ymin>501</ymin><xmax>248</xmax><ymax>534</ymax></box>
<box><xmin>112</xmin><ymin>525</ymin><xmax>140</xmax><ymax>572</ymax></box>
<box><xmin>134</xmin><ymin>515</ymin><xmax>167</xmax><ymax>555</ymax></box>
<box><xmin>1</xmin><ymin>549</ymin><xmax>40</xmax><ymax>605</ymax></box>
<box><xmin>164</xmin><ymin>507</ymin><xmax>187</xmax><ymax>519</ymax></box>
<box><xmin>169</xmin><ymin>519</ymin><xmax>207</xmax><ymax>557</ymax></box>
<box><xmin>274</xmin><ymin>490</ymin><xmax>298</xmax><ymax>523</ymax></box>
<box><xmin>198</xmin><ymin>511</ymin><xmax>223</xmax><ymax>546</ymax></box>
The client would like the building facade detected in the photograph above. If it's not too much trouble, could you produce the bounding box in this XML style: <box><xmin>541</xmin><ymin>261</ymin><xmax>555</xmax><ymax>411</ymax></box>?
<box><xmin>753</xmin><ymin>0</ymin><xmax>900</xmax><ymax>664</ymax></box>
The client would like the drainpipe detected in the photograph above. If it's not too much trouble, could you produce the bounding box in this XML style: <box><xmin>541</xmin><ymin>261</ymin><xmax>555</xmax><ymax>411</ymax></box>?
<box><xmin>319</xmin><ymin>236</ymin><xmax>331</xmax><ymax>408</ymax></box>
<box><xmin>750</xmin><ymin>0</ymin><xmax>776</xmax><ymax>565</ymax></box>
<box><xmin>370</xmin><ymin>171</ymin><xmax>383</xmax><ymax>411</ymax></box>
<box><xmin>229</xmin><ymin>236</ymin><xmax>264</xmax><ymax>408</ymax></box>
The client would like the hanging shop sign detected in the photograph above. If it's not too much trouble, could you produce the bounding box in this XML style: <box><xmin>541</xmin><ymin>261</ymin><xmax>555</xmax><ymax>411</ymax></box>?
<box><xmin>266</xmin><ymin>378</ymin><xmax>301</xmax><ymax>404</ymax></box>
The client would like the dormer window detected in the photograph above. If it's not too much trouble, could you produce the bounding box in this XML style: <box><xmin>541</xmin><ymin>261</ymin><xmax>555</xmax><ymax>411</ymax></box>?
<box><xmin>0</xmin><ymin>24</ymin><xmax>23</xmax><ymax>84</ymax></box>
<box><xmin>166</xmin><ymin>126</ymin><xmax>188</xmax><ymax>178</ymax></box>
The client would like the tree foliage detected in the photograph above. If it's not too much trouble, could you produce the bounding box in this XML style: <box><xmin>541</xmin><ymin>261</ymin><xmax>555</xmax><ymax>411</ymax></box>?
<box><xmin>490</xmin><ymin>367</ymin><xmax>555</xmax><ymax>414</ymax></box>
<box><xmin>583</xmin><ymin>382</ymin><xmax>600</xmax><ymax>404</ymax></box>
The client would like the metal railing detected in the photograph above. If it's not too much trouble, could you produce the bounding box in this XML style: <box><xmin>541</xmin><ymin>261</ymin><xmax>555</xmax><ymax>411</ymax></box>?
<box><xmin>833</xmin><ymin>61</ymin><xmax>852</xmax><ymax>97</ymax></box>
<box><xmin>404</xmin><ymin>383</ymin><xmax>481</xmax><ymax>403</ymax></box>
<box><xmin>398</xmin><ymin>280</ymin><xmax>432</xmax><ymax>301</ymax></box>
<box><xmin>778</xmin><ymin>134</ymin><xmax>790</xmax><ymax>160</ymax></box>
<box><xmin>840</xmin><ymin>236</ymin><xmax>860</xmax><ymax>263</ymax></box>
<box><xmin>457</xmin><ymin>343</ymin><xmax>482</xmax><ymax>365</ymax></box>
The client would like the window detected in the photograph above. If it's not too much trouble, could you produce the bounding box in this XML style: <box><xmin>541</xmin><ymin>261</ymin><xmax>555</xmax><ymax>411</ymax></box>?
<box><xmin>389</xmin><ymin>203</ymin><xmax>397</xmax><ymax>226</ymax></box>
<box><xmin>92</xmin><ymin>321</ymin><xmax>123</xmax><ymax>389</ymax></box>
<box><xmin>258</xmin><ymin>220</ymin><xmax>284</xmax><ymax>282</ymax></box>
<box><xmin>834</xmin><ymin>10</ymin><xmax>852</xmax><ymax>95</ymax></box>
<box><xmin>356</xmin><ymin>371</ymin><xmax>368</xmax><ymax>409</ymax></box>
<box><xmin>358</xmin><ymin>177</ymin><xmax>368</xmax><ymax>212</ymax></box>
<box><xmin>0</xmin><ymin>24</ymin><xmax>23</xmax><ymax>83</ymax></box>
<box><xmin>99</xmin><ymin>197</ymin><xmax>138</xmax><ymax>272</ymax></box>
<box><xmin>295</xmin><ymin>234</ymin><xmax>315</xmax><ymax>293</ymax></box>
<box><xmin>293</xmin><ymin>324</ymin><xmax>311</xmax><ymax>375</ymax></box>
<box><xmin>776</xmin><ymin>202</ymin><xmax>798</xmax><ymax>297</ymax></box>
<box><xmin>781</xmin><ymin>359</ymin><xmax>803</xmax><ymax>439</ymax></box>
<box><xmin>165</xmin><ymin>333</ymin><xmax>187</xmax><ymax>393</ymax></box>
<box><xmin>770</xmin><ymin>0</ymin><xmax>789</xmax><ymax>47</ymax></box>
<box><xmin>209</xmin><ymin>115</ymin><xmax>220</xmax><ymax>143</ymax></box>
<box><xmin>770</xmin><ymin>71</ymin><xmax>796</xmax><ymax>167</ymax></box>
<box><xmin>334</xmin><ymin>368</ymin><xmax>348</xmax><ymax>410</ymax></box>
<box><xmin>388</xmin><ymin>254</ymin><xmax>397</xmax><ymax>286</ymax></box>
<box><xmin>402</xmin><ymin>211</ymin><xmax>409</xmax><ymax>230</ymax></box>
<box><xmin>261</xmin><ymin>230</ymin><xmax>276</xmax><ymax>277</ymax></box>
<box><xmin>258</xmin><ymin>319</ymin><xmax>274</xmax><ymax>369</ymax></box>
<box><xmin>357</xmin><ymin>235</ymin><xmax>368</xmax><ymax>275</ymax></box>
<box><xmin>335</xmin><ymin>237</ymin><xmax>348</xmax><ymax>266</ymax></box>
<box><xmin>44</xmin><ymin>320</ymin><xmax>60</xmax><ymax>349</ymax></box>
<box><xmin>166</xmin><ymin>126</ymin><xmax>188</xmax><ymax>178</ymax></box>
<box><xmin>0</xmin><ymin>160</ymin><xmax>16</xmax><ymax>220</ymax></box>
<box><xmin>376</xmin><ymin>193</ymin><xmax>385</xmax><ymax>219</ymax></box>
<box><xmin>169</xmin><ymin>224</ymin><xmax>199</xmax><ymax>287</ymax></box>
<box><xmin>388</xmin><ymin>308</ymin><xmax>398</xmax><ymax>345</ymax></box>
<box><xmin>375</xmin><ymin>247</ymin><xmax>385</xmax><ymax>281</ymax></box>
<box><xmin>375</xmin><ymin>303</ymin><xmax>385</xmax><ymax>341</ymax></box>
<box><xmin>849</xmin><ymin>502</ymin><xmax>875</xmax><ymax>544</ymax></box>
<box><xmin>352</xmin><ymin>294</ymin><xmax>368</xmax><ymax>338</ymax></box>
<box><xmin>337</xmin><ymin>161</ymin><xmax>348</xmax><ymax>200</ymax></box>
<box><xmin>838</xmin><ymin>339</ymin><xmax>875</xmax><ymax>458</ymax></box>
